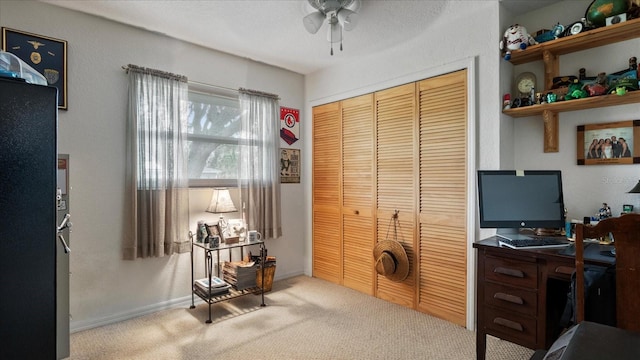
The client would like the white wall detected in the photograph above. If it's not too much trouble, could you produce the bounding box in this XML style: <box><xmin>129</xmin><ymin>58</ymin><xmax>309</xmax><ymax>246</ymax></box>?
<box><xmin>0</xmin><ymin>0</ymin><xmax>305</xmax><ymax>331</ymax></box>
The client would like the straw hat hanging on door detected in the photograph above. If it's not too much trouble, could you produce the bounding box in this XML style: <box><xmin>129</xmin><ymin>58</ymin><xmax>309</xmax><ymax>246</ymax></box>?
<box><xmin>373</xmin><ymin>210</ymin><xmax>409</xmax><ymax>282</ymax></box>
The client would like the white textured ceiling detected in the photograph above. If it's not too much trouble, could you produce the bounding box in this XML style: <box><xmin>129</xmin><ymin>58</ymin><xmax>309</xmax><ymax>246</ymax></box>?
<box><xmin>41</xmin><ymin>0</ymin><xmax>561</xmax><ymax>75</ymax></box>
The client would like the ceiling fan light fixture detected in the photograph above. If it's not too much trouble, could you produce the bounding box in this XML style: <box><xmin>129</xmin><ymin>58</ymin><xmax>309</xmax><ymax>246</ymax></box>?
<box><xmin>337</xmin><ymin>8</ymin><xmax>358</xmax><ymax>31</ymax></box>
<box><xmin>304</xmin><ymin>0</ymin><xmax>359</xmax><ymax>55</ymax></box>
<box><xmin>303</xmin><ymin>11</ymin><xmax>325</xmax><ymax>34</ymax></box>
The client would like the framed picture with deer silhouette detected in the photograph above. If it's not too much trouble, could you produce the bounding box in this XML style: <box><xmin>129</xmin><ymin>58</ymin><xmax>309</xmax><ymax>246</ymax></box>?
<box><xmin>2</xmin><ymin>27</ymin><xmax>68</xmax><ymax>109</ymax></box>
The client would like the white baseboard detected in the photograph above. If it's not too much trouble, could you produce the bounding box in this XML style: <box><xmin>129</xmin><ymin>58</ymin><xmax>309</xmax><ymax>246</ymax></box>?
<box><xmin>70</xmin><ymin>272</ymin><xmax>303</xmax><ymax>333</ymax></box>
<box><xmin>70</xmin><ymin>295</ymin><xmax>196</xmax><ymax>333</ymax></box>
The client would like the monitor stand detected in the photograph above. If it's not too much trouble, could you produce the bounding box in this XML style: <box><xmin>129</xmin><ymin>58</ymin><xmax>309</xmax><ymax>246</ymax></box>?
<box><xmin>534</xmin><ymin>227</ymin><xmax>562</xmax><ymax>236</ymax></box>
<box><xmin>496</xmin><ymin>228</ymin><xmax>533</xmax><ymax>241</ymax></box>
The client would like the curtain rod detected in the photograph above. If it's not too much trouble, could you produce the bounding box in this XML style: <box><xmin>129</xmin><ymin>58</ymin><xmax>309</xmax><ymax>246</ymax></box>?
<box><xmin>239</xmin><ymin>87</ymin><xmax>280</xmax><ymax>100</ymax></box>
<box><xmin>121</xmin><ymin>64</ymin><xmax>187</xmax><ymax>82</ymax></box>
<box><xmin>122</xmin><ymin>66</ymin><xmax>279</xmax><ymax>100</ymax></box>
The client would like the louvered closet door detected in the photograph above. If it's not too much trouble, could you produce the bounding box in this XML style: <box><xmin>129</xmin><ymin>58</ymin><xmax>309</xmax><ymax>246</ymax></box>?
<box><xmin>341</xmin><ymin>94</ymin><xmax>375</xmax><ymax>295</ymax></box>
<box><xmin>416</xmin><ymin>70</ymin><xmax>468</xmax><ymax>326</ymax></box>
<box><xmin>312</xmin><ymin>101</ymin><xmax>342</xmax><ymax>284</ymax></box>
<box><xmin>374</xmin><ymin>83</ymin><xmax>417</xmax><ymax>308</ymax></box>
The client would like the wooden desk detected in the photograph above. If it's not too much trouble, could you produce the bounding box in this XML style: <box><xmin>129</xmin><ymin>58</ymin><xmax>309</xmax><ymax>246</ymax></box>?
<box><xmin>473</xmin><ymin>237</ymin><xmax>614</xmax><ymax>360</ymax></box>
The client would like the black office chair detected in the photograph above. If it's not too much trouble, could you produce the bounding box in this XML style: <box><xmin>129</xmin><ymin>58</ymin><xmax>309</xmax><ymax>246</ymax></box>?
<box><xmin>574</xmin><ymin>214</ymin><xmax>640</xmax><ymax>332</ymax></box>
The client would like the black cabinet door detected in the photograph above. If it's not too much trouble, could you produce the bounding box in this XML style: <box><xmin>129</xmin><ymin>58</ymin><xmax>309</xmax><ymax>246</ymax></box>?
<box><xmin>0</xmin><ymin>78</ymin><xmax>59</xmax><ymax>359</ymax></box>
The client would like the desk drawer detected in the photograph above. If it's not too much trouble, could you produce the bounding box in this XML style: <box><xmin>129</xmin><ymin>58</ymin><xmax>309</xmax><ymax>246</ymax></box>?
<box><xmin>485</xmin><ymin>306</ymin><xmax>537</xmax><ymax>348</ymax></box>
<box><xmin>485</xmin><ymin>256</ymin><xmax>538</xmax><ymax>289</ymax></box>
<box><xmin>546</xmin><ymin>258</ymin><xmax>574</xmax><ymax>281</ymax></box>
<box><xmin>484</xmin><ymin>282</ymin><xmax>537</xmax><ymax>316</ymax></box>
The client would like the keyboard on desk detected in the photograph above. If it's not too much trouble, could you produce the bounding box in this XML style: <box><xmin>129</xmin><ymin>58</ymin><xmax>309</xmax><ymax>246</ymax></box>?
<box><xmin>498</xmin><ymin>236</ymin><xmax>570</xmax><ymax>249</ymax></box>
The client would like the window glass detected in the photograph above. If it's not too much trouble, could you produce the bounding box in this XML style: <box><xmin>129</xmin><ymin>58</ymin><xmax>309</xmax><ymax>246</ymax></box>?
<box><xmin>187</xmin><ymin>90</ymin><xmax>241</xmax><ymax>187</ymax></box>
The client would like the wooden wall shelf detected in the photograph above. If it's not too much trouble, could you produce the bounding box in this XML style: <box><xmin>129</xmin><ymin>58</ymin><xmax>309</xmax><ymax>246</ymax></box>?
<box><xmin>503</xmin><ymin>17</ymin><xmax>640</xmax><ymax>152</ymax></box>
<box><xmin>509</xmin><ymin>18</ymin><xmax>640</xmax><ymax>65</ymax></box>
<box><xmin>503</xmin><ymin>91</ymin><xmax>640</xmax><ymax>118</ymax></box>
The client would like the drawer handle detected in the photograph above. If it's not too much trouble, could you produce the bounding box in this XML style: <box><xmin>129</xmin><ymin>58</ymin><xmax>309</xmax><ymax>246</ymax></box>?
<box><xmin>493</xmin><ymin>317</ymin><xmax>524</xmax><ymax>332</ymax></box>
<box><xmin>555</xmin><ymin>266</ymin><xmax>574</xmax><ymax>276</ymax></box>
<box><xmin>494</xmin><ymin>267</ymin><xmax>524</xmax><ymax>278</ymax></box>
<box><xmin>354</xmin><ymin>210</ymin><xmax>359</xmax><ymax>215</ymax></box>
<box><xmin>494</xmin><ymin>292</ymin><xmax>524</xmax><ymax>305</ymax></box>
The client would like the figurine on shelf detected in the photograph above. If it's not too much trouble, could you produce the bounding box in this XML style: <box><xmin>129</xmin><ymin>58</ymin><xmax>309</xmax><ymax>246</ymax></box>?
<box><xmin>597</xmin><ymin>203</ymin><xmax>612</xmax><ymax>220</ymax></box>
<box><xmin>551</xmin><ymin>23</ymin><xmax>565</xmax><ymax>39</ymax></box>
<box><xmin>499</xmin><ymin>24</ymin><xmax>538</xmax><ymax>61</ymax></box>
<box><xmin>503</xmin><ymin>94</ymin><xmax>511</xmax><ymax>110</ymax></box>
<box><xmin>584</xmin><ymin>72</ymin><xmax>609</xmax><ymax>96</ymax></box>
<box><xmin>565</xmin><ymin>79</ymin><xmax>588</xmax><ymax>100</ymax></box>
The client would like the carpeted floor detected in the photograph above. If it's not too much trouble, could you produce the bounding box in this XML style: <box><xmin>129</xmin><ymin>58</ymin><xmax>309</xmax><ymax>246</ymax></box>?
<box><xmin>69</xmin><ymin>276</ymin><xmax>534</xmax><ymax>359</ymax></box>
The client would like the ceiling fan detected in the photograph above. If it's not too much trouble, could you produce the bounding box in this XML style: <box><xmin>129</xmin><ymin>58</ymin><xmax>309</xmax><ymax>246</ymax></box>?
<box><xmin>303</xmin><ymin>0</ymin><xmax>360</xmax><ymax>55</ymax></box>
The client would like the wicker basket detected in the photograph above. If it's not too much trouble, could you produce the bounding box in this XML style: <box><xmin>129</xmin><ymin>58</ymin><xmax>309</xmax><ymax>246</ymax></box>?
<box><xmin>256</xmin><ymin>265</ymin><xmax>276</xmax><ymax>292</ymax></box>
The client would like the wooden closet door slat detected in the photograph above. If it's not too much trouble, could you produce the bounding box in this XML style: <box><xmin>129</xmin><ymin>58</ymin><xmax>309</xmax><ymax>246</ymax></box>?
<box><xmin>313</xmin><ymin>102</ymin><xmax>342</xmax><ymax>283</ymax></box>
<box><xmin>374</xmin><ymin>83</ymin><xmax>416</xmax><ymax>308</ymax></box>
<box><xmin>417</xmin><ymin>70</ymin><xmax>468</xmax><ymax>326</ymax></box>
<box><xmin>342</xmin><ymin>94</ymin><xmax>375</xmax><ymax>295</ymax></box>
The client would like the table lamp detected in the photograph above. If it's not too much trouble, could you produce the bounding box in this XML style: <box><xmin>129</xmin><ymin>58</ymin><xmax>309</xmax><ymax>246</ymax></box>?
<box><xmin>628</xmin><ymin>180</ymin><xmax>640</xmax><ymax>194</ymax></box>
<box><xmin>205</xmin><ymin>188</ymin><xmax>237</xmax><ymax>239</ymax></box>
<box><xmin>624</xmin><ymin>180</ymin><xmax>640</xmax><ymax>213</ymax></box>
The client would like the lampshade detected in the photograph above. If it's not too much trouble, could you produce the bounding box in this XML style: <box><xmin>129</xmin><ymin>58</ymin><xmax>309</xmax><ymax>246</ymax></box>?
<box><xmin>628</xmin><ymin>180</ymin><xmax>640</xmax><ymax>193</ymax></box>
<box><xmin>303</xmin><ymin>12</ymin><xmax>325</xmax><ymax>34</ymax></box>
<box><xmin>337</xmin><ymin>9</ymin><xmax>358</xmax><ymax>31</ymax></box>
<box><xmin>206</xmin><ymin>188</ymin><xmax>237</xmax><ymax>213</ymax></box>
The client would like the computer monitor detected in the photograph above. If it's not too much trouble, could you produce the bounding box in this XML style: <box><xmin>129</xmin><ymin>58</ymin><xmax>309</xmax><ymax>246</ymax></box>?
<box><xmin>477</xmin><ymin>170</ymin><xmax>565</xmax><ymax>240</ymax></box>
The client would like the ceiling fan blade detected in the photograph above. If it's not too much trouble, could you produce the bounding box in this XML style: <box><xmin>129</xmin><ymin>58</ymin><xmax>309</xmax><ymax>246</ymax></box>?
<box><xmin>303</xmin><ymin>11</ymin><xmax>325</xmax><ymax>34</ymax></box>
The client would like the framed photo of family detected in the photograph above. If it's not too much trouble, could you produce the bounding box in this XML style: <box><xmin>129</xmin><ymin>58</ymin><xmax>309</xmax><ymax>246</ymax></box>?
<box><xmin>577</xmin><ymin>120</ymin><xmax>640</xmax><ymax>165</ymax></box>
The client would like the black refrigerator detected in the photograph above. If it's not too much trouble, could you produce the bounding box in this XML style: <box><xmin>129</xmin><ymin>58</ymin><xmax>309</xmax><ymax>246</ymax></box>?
<box><xmin>0</xmin><ymin>78</ymin><xmax>69</xmax><ymax>359</ymax></box>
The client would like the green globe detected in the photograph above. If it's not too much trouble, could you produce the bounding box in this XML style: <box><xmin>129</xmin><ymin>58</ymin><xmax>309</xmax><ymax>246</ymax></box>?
<box><xmin>586</xmin><ymin>0</ymin><xmax>629</xmax><ymax>27</ymax></box>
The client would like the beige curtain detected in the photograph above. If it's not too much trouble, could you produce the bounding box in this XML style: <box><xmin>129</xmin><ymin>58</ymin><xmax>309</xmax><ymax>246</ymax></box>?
<box><xmin>123</xmin><ymin>65</ymin><xmax>190</xmax><ymax>259</ymax></box>
<box><xmin>238</xmin><ymin>88</ymin><xmax>282</xmax><ymax>239</ymax></box>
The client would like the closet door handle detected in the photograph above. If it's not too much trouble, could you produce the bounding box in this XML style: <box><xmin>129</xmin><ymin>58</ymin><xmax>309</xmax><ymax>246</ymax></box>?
<box><xmin>493</xmin><ymin>292</ymin><xmax>524</xmax><ymax>305</ymax></box>
<box><xmin>493</xmin><ymin>317</ymin><xmax>524</xmax><ymax>332</ymax></box>
<box><xmin>494</xmin><ymin>267</ymin><xmax>524</xmax><ymax>278</ymax></box>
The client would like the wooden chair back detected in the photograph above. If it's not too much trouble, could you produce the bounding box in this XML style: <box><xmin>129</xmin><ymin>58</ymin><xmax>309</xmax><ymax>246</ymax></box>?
<box><xmin>574</xmin><ymin>213</ymin><xmax>640</xmax><ymax>332</ymax></box>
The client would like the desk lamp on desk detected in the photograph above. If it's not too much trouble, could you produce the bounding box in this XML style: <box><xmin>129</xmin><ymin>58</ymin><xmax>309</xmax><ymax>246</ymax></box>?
<box><xmin>477</xmin><ymin>170</ymin><xmax>570</xmax><ymax>249</ymax></box>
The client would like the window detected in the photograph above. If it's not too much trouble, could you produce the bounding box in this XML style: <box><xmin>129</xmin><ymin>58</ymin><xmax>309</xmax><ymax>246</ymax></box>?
<box><xmin>187</xmin><ymin>89</ymin><xmax>241</xmax><ymax>187</ymax></box>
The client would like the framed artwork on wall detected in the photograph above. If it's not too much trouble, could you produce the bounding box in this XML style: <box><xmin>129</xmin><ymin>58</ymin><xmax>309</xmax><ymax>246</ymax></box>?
<box><xmin>280</xmin><ymin>148</ymin><xmax>300</xmax><ymax>183</ymax></box>
<box><xmin>577</xmin><ymin>120</ymin><xmax>640</xmax><ymax>165</ymax></box>
<box><xmin>1</xmin><ymin>27</ymin><xmax>68</xmax><ymax>110</ymax></box>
